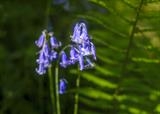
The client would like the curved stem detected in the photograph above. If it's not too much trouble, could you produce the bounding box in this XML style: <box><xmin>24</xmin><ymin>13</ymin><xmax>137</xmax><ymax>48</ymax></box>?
<box><xmin>53</xmin><ymin>44</ymin><xmax>71</xmax><ymax>114</ymax></box>
<box><xmin>48</xmin><ymin>67</ymin><xmax>56</xmax><ymax>114</ymax></box>
<box><xmin>60</xmin><ymin>44</ymin><xmax>72</xmax><ymax>54</ymax></box>
<box><xmin>51</xmin><ymin>44</ymin><xmax>76</xmax><ymax>114</ymax></box>
<box><xmin>59</xmin><ymin>44</ymin><xmax>81</xmax><ymax>114</ymax></box>
<box><xmin>55</xmin><ymin>61</ymin><xmax>61</xmax><ymax>114</ymax></box>
<box><xmin>74</xmin><ymin>68</ymin><xmax>81</xmax><ymax>114</ymax></box>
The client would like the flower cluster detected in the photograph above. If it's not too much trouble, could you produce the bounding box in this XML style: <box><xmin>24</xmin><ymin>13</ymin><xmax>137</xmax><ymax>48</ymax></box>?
<box><xmin>35</xmin><ymin>30</ymin><xmax>61</xmax><ymax>75</ymax></box>
<box><xmin>60</xmin><ymin>22</ymin><xmax>96</xmax><ymax>70</ymax></box>
<box><xmin>35</xmin><ymin>22</ymin><xmax>96</xmax><ymax>94</ymax></box>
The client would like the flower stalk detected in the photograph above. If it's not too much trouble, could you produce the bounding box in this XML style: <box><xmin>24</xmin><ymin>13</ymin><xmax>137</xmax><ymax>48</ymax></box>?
<box><xmin>55</xmin><ymin>61</ymin><xmax>61</xmax><ymax>114</ymax></box>
<box><xmin>74</xmin><ymin>68</ymin><xmax>81</xmax><ymax>114</ymax></box>
<box><xmin>48</xmin><ymin>67</ymin><xmax>56</xmax><ymax>114</ymax></box>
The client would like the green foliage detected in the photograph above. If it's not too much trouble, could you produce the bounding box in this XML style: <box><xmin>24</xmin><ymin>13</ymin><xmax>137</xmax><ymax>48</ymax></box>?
<box><xmin>0</xmin><ymin>0</ymin><xmax>160</xmax><ymax>114</ymax></box>
<box><xmin>75</xmin><ymin>0</ymin><xmax>160</xmax><ymax>114</ymax></box>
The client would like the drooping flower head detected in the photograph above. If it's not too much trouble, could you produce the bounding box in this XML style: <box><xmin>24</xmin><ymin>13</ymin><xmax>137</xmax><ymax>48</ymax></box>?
<box><xmin>69</xmin><ymin>22</ymin><xmax>96</xmax><ymax>70</ymax></box>
<box><xmin>60</xmin><ymin>51</ymin><xmax>72</xmax><ymax>68</ymax></box>
<box><xmin>35</xmin><ymin>30</ymin><xmax>61</xmax><ymax>75</ymax></box>
<box><xmin>70</xmin><ymin>46</ymin><xmax>79</xmax><ymax>64</ymax></box>
<box><xmin>35</xmin><ymin>30</ymin><xmax>46</xmax><ymax>48</ymax></box>
<box><xmin>71</xmin><ymin>23</ymin><xmax>80</xmax><ymax>43</ymax></box>
<box><xmin>71</xmin><ymin>22</ymin><xmax>89</xmax><ymax>44</ymax></box>
<box><xmin>49</xmin><ymin>32</ymin><xmax>62</xmax><ymax>49</ymax></box>
<box><xmin>36</xmin><ymin>63</ymin><xmax>46</xmax><ymax>75</ymax></box>
<box><xmin>59</xmin><ymin>78</ymin><xmax>67</xmax><ymax>94</ymax></box>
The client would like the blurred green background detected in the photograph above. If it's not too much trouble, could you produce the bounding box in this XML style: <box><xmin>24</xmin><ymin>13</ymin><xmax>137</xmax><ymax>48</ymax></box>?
<box><xmin>0</xmin><ymin>0</ymin><xmax>160</xmax><ymax>114</ymax></box>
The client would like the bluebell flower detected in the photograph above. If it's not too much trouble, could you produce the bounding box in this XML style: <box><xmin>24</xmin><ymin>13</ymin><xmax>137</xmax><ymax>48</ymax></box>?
<box><xmin>35</xmin><ymin>30</ymin><xmax>61</xmax><ymax>75</ymax></box>
<box><xmin>59</xmin><ymin>78</ymin><xmax>67</xmax><ymax>94</ymax></box>
<box><xmin>35</xmin><ymin>30</ymin><xmax>46</xmax><ymax>48</ymax></box>
<box><xmin>37</xmin><ymin>50</ymin><xmax>50</xmax><ymax>68</ymax></box>
<box><xmin>70</xmin><ymin>47</ymin><xmax>79</xmax><ymax>64</ymax></box>
<box><xmin>79</xmin><ymin>43</ymin><xmax>91</xmax><ymax>56</ymax></box>
<box><xmin>36</xmin><ymin>43</ymin><xmax>50</xmax><ymax>75</ymax></box>
<box><xmin>71</xmin><ymin>22</ymin><xmax>89</xmax><ymax>44</ymax></box>
<box><xmin>71</xmin><ymin>23</ymin><xmax>81</xmax><ymax>43</ymax></box>
<box><xmin>43</xmin><ymin>42</ymin><xmax>50</xmax><ymax>56</ymax></box>
<box><xmin>79</xmin><ymin>23</ymin><xmax>89</xmax><ymax>41</ymax></box>
<box><xmin>49</xmin><ymin>50</ymin><xmax>58</xmax><ymax>61</ymax></box>
<box><xmin>49</xmin><ymin>33</ymin><xmax>62</xmax><ymax>48</ymax></box>
<box><xmin>80</xmin><ymin>42</ymin><xmax>96</xmax><ymax>59</ymax></box>
<box><xmin>60</xmin><ymin>51</ymin><xmax>71</xmax><ymax>68</ymax></box>
<box><xmin>36</xmin><ymin>63</ymin><xmax>46</xmax><ymax>75</ymax></box>
<box><xmin>69</xmin><ymin>22</ymin><xmax>96</xmax><ymax>70</ymax></box>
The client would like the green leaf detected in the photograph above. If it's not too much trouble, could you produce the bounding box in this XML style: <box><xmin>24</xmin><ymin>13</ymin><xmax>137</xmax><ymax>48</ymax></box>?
<box><xmin>79</xmin><ymin>88</ymin><xmax>113</xmax><ymax>101</ymax></box>
<box><xmin>82</xmin><ymin>72</ymin><xmax>117</xmax><ymax>89</ymax></box>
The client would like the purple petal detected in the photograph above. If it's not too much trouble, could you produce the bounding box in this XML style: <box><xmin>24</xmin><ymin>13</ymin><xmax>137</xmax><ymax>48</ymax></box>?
<box><xmin>35</xmin><ymin>34</ymin><xmax>45</xmax><ymax>48</ymax></box>
<box><xmin>71</xmin><ymin>23</ymin><xmax>81</xmax><ymax>43</ymax></box>
<box><xmin>60</xmin><ymin>51</ymin><xmax>68</xmax><ymax>68</ymax></box>
<box><xmin>50</xmin><ymin>36</ymin><xmax>61</xmax><ymax>48</ymax></box>
<box><xmin>36</xmin><ymin>44</ymin><xmax>50</xmax><ymax>68</ymax></box>
<box><xmin>59</xmin><ymin>78</ymin><xmax>67</xmax><ymax>94</ymax></box>
<box><xmin>36</xmin><ymin>63</ymin><xmax>46</xmax><ymax>75</ymax></box>
<box><xmin>43</xmin><ymin>43</ymin><xmax>50</xmax><ymax>57</ymax></box>
<box><xmin>72</xmin><ymin>24</ymin><xmax>80</xmax><ymax>39</ymax></box>
<box><xmin>36</xmin><ymin>51</ymin><xmax>45</xmax><ymax>64</ymax></box>
<box><xmin>71</xmin><ymin>22</ymin><xmax>90</xmax><ymax>44</ymax></box>
<box><xmin>70</xmin><ymin>47</ymin><xmax>78</xmax><ymax>62</ymax></box>
<box><xmin>80</xmin><ymin>23</ymin><xmax>89</xmax><ymax>41</ymax></box>
<box><xmin>79</xmin><ymin>43</ymin><xmax>91</xmax><ymax>56</ymax></box>
<box><xmin>49</xmin><ymin>50</ymin><xmax>58</xmax><ymax>61</ymax></box>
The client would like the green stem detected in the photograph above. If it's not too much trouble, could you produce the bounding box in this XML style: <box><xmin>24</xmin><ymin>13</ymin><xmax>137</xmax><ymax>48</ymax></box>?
<box><xmin>74</xmin><ymin>69</ymin><xmax>81</xmax><ymax>114</ymax></box>
<box><xmin>48</xmin><ymin>67</ymin><xmax>56</xmax><ymax>114</ymax></box>
<box><xmin>52</xmin><ymin>44</ymin><xmax>71</xmax><ymax>114</ymax></box>
<box><xmin>122</xmin><ymin>0</ymin><xmax>144</xmax><ymax>73</ymax></box>
<box><xmin>55</xmin><ymin>62</ymin><xmax>61</xmax><ymax>114</ymax></box>
<box><xmin>113</xmin><ymin>0</ymin><xmax>144</xmax><ymax>113</ymax></box>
